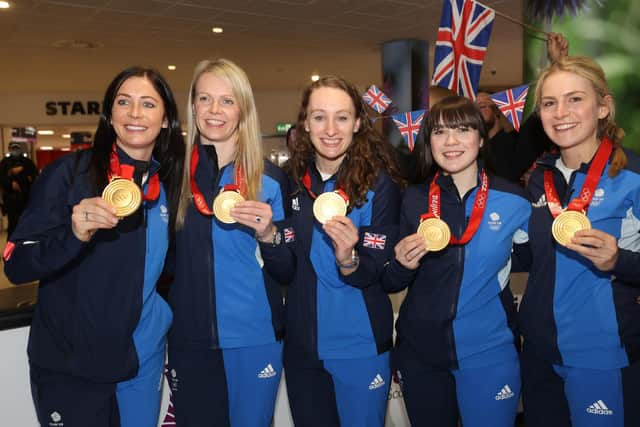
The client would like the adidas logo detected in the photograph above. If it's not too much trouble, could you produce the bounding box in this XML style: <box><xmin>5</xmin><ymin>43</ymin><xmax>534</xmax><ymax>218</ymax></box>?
<box><xmin>532</xmin><ymin>194</ymin><xmax>547</xmax><ymax>208</ymax></box>
<box><xmin>257</xmin><ymin>364</ymin><xmax>277</xmax><ymax>379</ymax></box>
<box><xmin>494</xmin><ymin>385</ymin><xmax>515</xmax><ymax>400</ymax></box>
<box><xmin>586</xmin><ymin>400</ymin><xmax>613</xmax><ymax>416</ymax></box>
<box><xmin>368</xmin><ymin>374</ymin><xmax>386</xmax><ymax>390</ymax></box>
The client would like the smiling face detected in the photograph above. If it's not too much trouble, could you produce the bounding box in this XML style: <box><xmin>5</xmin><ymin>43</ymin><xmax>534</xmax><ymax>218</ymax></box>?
<box><xmin>430</xmin><ymin>123</ymin><xmax>482</xmax><ymax>177</ymax></box>
<box><xmin>304</xmin><ymin>86</ymin><xmax>361</xmax><ymax>174</ymax></box>
<box><xmin>539</xmin><ymin>70</ymin><xmax>610</xmax><ymax>153</ymax></box>
<box><xmin>111</xmin><ymin>76</ymin><xmax>167</xmax><ymax>160</ymax></box>
<box><xmin>193</xmin><ymin>72</ymin><xmax>241</xmax><ymax>147</ymax></box>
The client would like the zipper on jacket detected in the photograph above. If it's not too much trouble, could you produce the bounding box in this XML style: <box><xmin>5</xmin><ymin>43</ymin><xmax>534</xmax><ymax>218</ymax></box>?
<box><xmin>209</xmin><ymin>162</ymin><xmax>226</xmax><ymax>347</ymax></box>
<box><xmin>446</xmin><ymin>182</ymin><xmax>468</xmax><ymax>368</ymax></box>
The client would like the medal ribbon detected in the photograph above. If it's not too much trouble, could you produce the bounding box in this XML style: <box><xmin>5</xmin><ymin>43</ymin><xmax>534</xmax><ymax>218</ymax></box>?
<box><xmin>108</xmin><ymin>145</ymin><xmax>159</xmax><ymax>201</ymax></box>
<box><xmin>420</xmin><ymin>169</ymin><xmax>489</xmax><ymax>245</ymax></box>
<box><xmin>302</xmin><ymin>169</ymin><xmax>349</xmax><ymax>205</ymax></box>
<box><xmin>190</xmin><ymin>144</ymin><xmax>245</xmax><ymax>216</ymax></box>
<box><xmin>543</xmin><ymin>138</ymin><xmax>613</xmax><ymax>218</ymax></box>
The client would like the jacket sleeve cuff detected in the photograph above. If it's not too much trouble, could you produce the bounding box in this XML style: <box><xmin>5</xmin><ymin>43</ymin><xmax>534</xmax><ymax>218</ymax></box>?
<box><xmin>612</xmin><ymin>248</ymin><xmax>640</xmax><ymax>285</ymax></box>
<box><xmin>339</xmin><ymin>252</ymin><xmax>377</xmax><ymax>288</ymax></box>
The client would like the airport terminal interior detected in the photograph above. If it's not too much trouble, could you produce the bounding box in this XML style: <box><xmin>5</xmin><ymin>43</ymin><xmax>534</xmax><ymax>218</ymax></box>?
<box><xmin>2</xmin><ymin>0</ymin><xmax>624</xmax><ymax>425</ymax></box>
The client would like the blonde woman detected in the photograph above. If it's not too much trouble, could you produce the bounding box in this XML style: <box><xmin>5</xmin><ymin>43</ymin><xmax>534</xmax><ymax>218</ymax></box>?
<box><xmin>520</xmin><ymin>55</ymin><xmax>640</xmax><ymax>427</ymax></box>
<box><xmin>167</xmin><ymin>58</ymin><xmax>289</xmax><ymax>426</ymax></box>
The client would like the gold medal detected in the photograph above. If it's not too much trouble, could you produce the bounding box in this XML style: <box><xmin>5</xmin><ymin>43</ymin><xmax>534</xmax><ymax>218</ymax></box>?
<box><xmin>417</xmin><ymin>218</ymin><xmax>451</xmax><ymax>252</ymax></box>
<box><xmin>552</xmin><ymin>210</ymin><xmax>591</xmax><ymax>246</ymax></box>
<box><xmin>313</xmin><ymin>191</ymin><xmax>348</xmax><ymax>224</ymax></box>
<box><xmin>213</xmin><ymin>190</ymin><xmax>245</xmax><ymax>224</ymax></box>
<box><xmin>102</xmin><ymin>178</ymin><xmax>142</xmax><ymax>217</ymax></box>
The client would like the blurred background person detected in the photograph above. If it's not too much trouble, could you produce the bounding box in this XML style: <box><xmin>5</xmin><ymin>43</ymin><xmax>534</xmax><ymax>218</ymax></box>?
<box><xmin>0</xmin><ymin>141</ymin><xmax>37</xmax><ymax>238</ymax></box>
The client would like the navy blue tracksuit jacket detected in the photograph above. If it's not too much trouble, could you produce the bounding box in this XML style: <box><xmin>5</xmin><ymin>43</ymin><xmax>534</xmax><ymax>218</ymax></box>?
<box><xmin>260</xmin><ymin>166</ymin><xmax>401</xmax><ymax>365</ymax></box>
<box><xmin>520</xmin><ymin>149</ymin><xmax>640</xmax><ymax>369</ymax></box>
<box><xmin>168</xmin><ymin>143</ymin><xmax>290</xmax><ymax>351</ymax></box>
<box><xmin>4</xmin><ymin>149</ymin><xmax>171</xmax><ymax>383</ymax></box>
<box><xmin>383</xmin><ymin>171</ymin><xmax>530</xmax><ymax>371</ymax></box>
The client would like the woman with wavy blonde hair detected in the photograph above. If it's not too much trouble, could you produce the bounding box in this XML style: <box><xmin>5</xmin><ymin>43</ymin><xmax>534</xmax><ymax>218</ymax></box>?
<box><xmin>520</xmin><ymin>55</ymin><xmax>640</xmax><ymax>427</ymax></box>
<box><xmin>167</xmin><ymin>58</ymin><xmax>290</xmax><ymax>426</ymax></box>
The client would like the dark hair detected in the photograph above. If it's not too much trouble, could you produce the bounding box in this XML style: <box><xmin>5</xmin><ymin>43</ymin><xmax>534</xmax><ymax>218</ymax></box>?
<box><xmin>89</xmin><ymin>66</ymin><xmax>184</xmax><ymax>230</ymax></box>
<box><xmin>286</xmin><ymin>75</ymin><xmax>404</xmax><ymax>207</ymax></box>
<box><xmin>412</xmin><ymin>95</ymin><xmax>489</xmax><ymax>183</ymax></box>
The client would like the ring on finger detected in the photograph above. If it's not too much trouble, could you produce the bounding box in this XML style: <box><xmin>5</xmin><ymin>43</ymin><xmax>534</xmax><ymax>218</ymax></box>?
<box><xmin>255</xmin><ymin>216</ymin><xmax>261</xmax><ymax>223</ymax></box>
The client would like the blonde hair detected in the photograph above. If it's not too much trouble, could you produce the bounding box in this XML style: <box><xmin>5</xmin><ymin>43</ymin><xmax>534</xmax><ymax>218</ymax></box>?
<box><xmin>176</xmin><ymin>58</ymin><xmax>263</xmax><ymax>228</ymax></box>
<box><xmin>534</xmin><ymin>56</ymin><xmax>626</xmax><ymax>176</ymax></box>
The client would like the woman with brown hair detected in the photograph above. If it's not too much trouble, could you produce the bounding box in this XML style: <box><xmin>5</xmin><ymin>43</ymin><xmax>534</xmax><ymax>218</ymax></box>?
<box><xmin>262</xmin><ymin>75</ymin><xmax>403</xmax><ymax>426</ymax></box>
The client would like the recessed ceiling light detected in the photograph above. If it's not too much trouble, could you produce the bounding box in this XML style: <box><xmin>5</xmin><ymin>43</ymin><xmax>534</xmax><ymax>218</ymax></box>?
<box><xmin>311</xmin><ymin>74</ymin><xmax>320</xmax><ymax>82</ymax></box>
<box><xmin>0</xmin><ymin>2</ymin><xmax>10</xmax><ymax>9</ymax></box>
<box><xmin>37</xmin><ymin>130</ymin><xmax>54</xmax><ymax>135</ymax></box>
<box><xmin>39</xmin><ymin>146</ymin><xmax>54</xmax><ymax>150</ymax></box>
<box><xmin>168</xmin><ymin>65</ymin><xmax>177</xmax><ymax>71</ymax></box>
<box><xmin>61</xmin><ymin>134</ymin><xmax>71</xmax><ymax>138</ymax></box>
<box><xmin>212</xmin><ymin>27</ymin><xmax>224</xmax><ymax>34</ymax></box>
<box><xmin>61</xmin><ymin>147</ymin><xmax>71</xmax><ymax>151</ymax></box>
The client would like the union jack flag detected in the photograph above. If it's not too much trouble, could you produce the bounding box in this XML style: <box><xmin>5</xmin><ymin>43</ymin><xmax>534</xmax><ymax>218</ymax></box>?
<box><xmin>431</xmin><ymin>0</ymin><xmax>495</xmax><ymax>100</ymax></box>
<box><xmin>363</xmin><ymin>232</ymin><xmax>387</xmax><ymax>250</ymax></box>
<box><xmin>283</xmin><ymin>227</ymin><xmax>295</xmax><ymax>243</ymax></box>
<box><xmin>392</xmin><ymin>109</ymin><xmax>426</xmax><ymax>152</ymax></box>
<box><xmin>489</xmin><ymin>84</ymin><xmax>529</xmax><ymax>131</ymax></box>
<box><xmin>362</xmin><ymin>85</ymin><xmax>392</xmax><ymax>114</ymax></box>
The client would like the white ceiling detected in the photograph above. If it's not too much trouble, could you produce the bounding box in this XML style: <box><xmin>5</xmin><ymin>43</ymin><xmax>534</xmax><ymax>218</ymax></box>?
<box><xmin>0</xmin><ymin>0</ymin><xmax>525</xmax><ymax>95</ymax></box>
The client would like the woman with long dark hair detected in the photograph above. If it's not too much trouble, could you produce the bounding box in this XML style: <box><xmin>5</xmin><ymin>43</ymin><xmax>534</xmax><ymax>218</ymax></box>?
<box><xmin>4</xmin><ymin>67</ymin><xmax>184</xmax><ymax>426</ymax></box>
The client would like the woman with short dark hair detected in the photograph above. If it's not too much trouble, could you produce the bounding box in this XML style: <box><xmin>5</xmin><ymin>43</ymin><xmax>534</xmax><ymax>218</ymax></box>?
<box><xmin>384</xmin><ymin>95</ymin><xmax>530</xmax><ymax>427</ymax></box>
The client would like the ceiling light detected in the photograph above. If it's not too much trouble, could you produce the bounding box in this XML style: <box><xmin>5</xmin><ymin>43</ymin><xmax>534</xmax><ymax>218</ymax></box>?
<box><xmin>311</xmin><ymin>74</ymin><xmax>320</xmax><ymax>82</ymax></box>
<box><xmin>61</xmin><ymin>133</ymin><xmax>71</xmax><ymax>138</ymax></box>
<box><xmin>212</xmin><ymin>27</ymin><xmax>223</xmax><ymax>34</ymax></box>
<box><xmin>37</xmin><ymin>130</ymin><xmax>54</xmax><ymax>135</ymax></box>
<box><xmin>0</xmin><ymin>2</ymin><xmax>10</xmax><ymax>9</ymax></box>
<box><xmin>168</xmin><ymin>65</ymin><xmax>177</xmax><ymax>71</ymax></box>
<box><xmin>61</xmin><ymin>147</ymin><xmax>71</xmax><ymax>151</ymax></box>
<box><xmin>39</xmin><ymin>146</ymin><xmax>54</xmax><ymax>150</ymax></box>
<box><xmin>182</xmin><ymin>131</ymin><xmax>187</xmax><ymax>136</ymax></box>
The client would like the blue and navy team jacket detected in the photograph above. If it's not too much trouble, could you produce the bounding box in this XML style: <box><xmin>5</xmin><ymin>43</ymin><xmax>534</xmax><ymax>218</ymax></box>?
<box><xmin>260</xmin><ymin>165</ymin><xmax>401</xmax><ymax>365</ymax></box>
<box><xmin>168</xmin><ymin>143</ymin><xmax>290</xmax><ymax>351</ymax></box>
<box><xmin>520</xmin><ymin>148</ymin><xmax>640</xmax><ymax>369</ymax></box>
<box><xmin>4</xmin><ymin>148</ymin><xmax>172</xmax><ymax>383</ymax></box>
<box><xmin>383</xmin><ymin>170</ymin><xmax>530</xmax><ymax>371</ymax></box>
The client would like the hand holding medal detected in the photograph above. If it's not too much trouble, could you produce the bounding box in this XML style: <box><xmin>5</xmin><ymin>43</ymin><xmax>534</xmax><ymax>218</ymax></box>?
<box><xmin>417</xmin><ymin>171</ymin><xmax>489</xmax><ymax>251</ymax></box>
<box><xmin>565</xmin><ymin>228</ymin><xmax>619</xmax><ymax>272</ymax></box>
<box><xmin>394</xmin><ymin>233</ymin><xmax>428</xmax><ymax>270</ymax></box>
<box><xmin>190</xmin><ymin>144</ymin><xmax>248</xmax><ymax>224</ymax></box>
<box><xmin>212</xmin><ymin>186</ymin><xmax>245</xmax><ymax>224</ymax></box>
<box><xmin>102</xmin><ymin>146</ymin><xmax>160</xmax><ymax>217</ymax></box>
<box><xmin>71</xmin><ymin>197</ymin><xmax>118</xmax><ymax>242</ymax></box>
<box><xmin>544</xmin><ymin>138</ymin><xmax>612</xmax><ymax>246</ymax></box>
<box><xmin>229</xmin><ymin>200</ymin><xmax>274</xmax><ymax>239</ymax></box>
